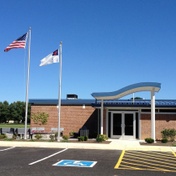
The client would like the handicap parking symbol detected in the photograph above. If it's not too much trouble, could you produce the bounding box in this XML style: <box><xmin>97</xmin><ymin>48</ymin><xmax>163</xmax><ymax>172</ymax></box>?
<box><xmin>53</xmin><ymin>160</ymin><xmax>97</xmax><ymax>168</ymax></box>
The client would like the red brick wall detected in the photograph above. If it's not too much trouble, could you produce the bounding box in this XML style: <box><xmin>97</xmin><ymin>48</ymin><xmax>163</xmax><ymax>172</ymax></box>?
<box><xmin>141</xmin><ymin>113</ymin><xmax>176</xmax><ymax>140</ymax></box>
<box><xmin>31</xmin><ymin>105</ymin><xmax>98</xmax><ymax>137</ymax></box>
<box><xmin>31</xmin><ymin>105</ymin><xmax>176</xmax><ymax>140</ymax></box>
<box><xmin>140</xmin><ymin>114</ymin><xmax>151</xmax><ymax>139</ymax></box>
<box><xmin>31</xmin><ymin>105</ymin><xmax>58</xmax><ymax>133</ymax></box>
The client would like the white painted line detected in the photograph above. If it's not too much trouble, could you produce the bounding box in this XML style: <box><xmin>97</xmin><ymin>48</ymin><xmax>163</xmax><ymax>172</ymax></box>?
<box><xmin>0</xmin><ymin>146</ymin><xmax>16</xmax><ymax>151</ymax></box>
<box><xmin>29</xmin><ymin>148</ymin><xmax>68</xmax><ymax>166</ymax></box>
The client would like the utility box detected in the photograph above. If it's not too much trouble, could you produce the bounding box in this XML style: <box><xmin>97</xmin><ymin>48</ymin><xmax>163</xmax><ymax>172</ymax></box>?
<box><xmin>80</xmin><ymin>129</ymin><xmax>89</xmax><ymax>137</ymax></box>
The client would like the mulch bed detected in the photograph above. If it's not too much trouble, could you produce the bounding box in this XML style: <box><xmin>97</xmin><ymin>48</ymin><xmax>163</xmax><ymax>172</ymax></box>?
<box><xmin>0</xmin><ymin>139</ymin><xmax>111</xmax><ymax>144</ymax></box>
<box><xmin>140</xmin><ymin>141</ymin><xmax>176</xmax><ymax>146</ymax></box>
<box><xmin>67</xmin><ymin>139</ymin><xmax>111</xmax><ymax>144</ymax></box>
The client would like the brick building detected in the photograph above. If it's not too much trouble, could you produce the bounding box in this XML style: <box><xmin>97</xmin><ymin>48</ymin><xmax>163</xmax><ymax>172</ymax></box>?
<box><xmin>29</xmin><ymin>82</ymin><xmax>176</xmax><ymax>140</ymax></box>
<box><xmin>30</xmin><ymin>99</ymin><xmax>98</xmax><ymax>138</ymax></box>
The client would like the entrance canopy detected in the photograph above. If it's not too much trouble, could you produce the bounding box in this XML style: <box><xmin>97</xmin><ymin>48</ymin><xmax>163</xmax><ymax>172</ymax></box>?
<box><xmin>92</xmin><ymin>82</ymin><xmax>161</xmax><ymax>100</ymax></box>
<box><xmin>92</xmin><ymin>82</ymin><xmax>161</xmax><ymax>140</ymax></box>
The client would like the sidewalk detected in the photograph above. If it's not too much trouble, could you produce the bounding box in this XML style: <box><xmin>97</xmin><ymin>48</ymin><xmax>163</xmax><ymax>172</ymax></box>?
<box><xmin>0</xmin><ymin>139</ymin><xmax>176</xmax><ymax>152</ymax></box>
<box><xmin>109</xmin><ymin>139</ymin><xmax>176</xmax><ymax>152</ymax></box>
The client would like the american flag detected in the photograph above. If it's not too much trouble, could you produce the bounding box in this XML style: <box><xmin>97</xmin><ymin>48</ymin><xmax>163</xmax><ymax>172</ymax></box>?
<box><xmin>4</xmin><ymin>33</ymin><xmax>28</xmax><ymax>52</ymax></box>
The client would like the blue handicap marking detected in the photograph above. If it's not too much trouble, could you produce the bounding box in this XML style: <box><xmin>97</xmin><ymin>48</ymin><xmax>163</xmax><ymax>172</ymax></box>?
<box><xmin>53</xmin><ymin>160</ymin><xmax>97</xmax><ymax>168</ymax></box>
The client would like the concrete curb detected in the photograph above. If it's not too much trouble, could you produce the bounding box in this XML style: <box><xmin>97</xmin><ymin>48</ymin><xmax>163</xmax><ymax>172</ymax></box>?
<box><xmin>0</xmin><ymin>141</ymin><xmax>176</xmax><ymax>152</ymax></box>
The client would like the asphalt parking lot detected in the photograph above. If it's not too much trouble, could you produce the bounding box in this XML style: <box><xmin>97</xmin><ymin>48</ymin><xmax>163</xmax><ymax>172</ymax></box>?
<box><xmin>0</xmin><ymin>147</ymin><xmax>176</xmax><ymax>176</ymax></box>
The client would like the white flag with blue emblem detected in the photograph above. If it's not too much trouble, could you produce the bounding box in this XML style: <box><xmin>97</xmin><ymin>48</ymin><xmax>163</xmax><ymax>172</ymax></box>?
<box><xmin>40</xmin><ymin>49</ymin><xmax>59</xmax><ymax>66</ymax></box>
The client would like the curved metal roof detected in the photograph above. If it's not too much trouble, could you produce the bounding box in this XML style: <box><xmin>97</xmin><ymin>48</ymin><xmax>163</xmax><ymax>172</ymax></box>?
<box><xmin>91</xmin><ymin>82</ymin><xmax>161</xmax><ymax>100</ymax></box>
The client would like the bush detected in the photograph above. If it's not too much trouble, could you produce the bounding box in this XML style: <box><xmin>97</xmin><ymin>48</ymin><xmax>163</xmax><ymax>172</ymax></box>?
<box><xmin>0</xmin><ymin>134</ymin><xmax>7</xmax><ymax>139</ymax></box>
<box><xmin>62</xmin><ymin>135</ymin><xmax>69</xmax><ymax>141</ymax></box>
<box><xmin>161</xmin><ymin>138</ymin><xmax>168</xmax><ymax>143</ymax></box>
<box><xmin>161</xmin><ymin>128</ymin><xmax>176</xmax><ymax>141</ymax></box>
<box><xmin>49</xmin><ymin>134</ymin><xmax>55</xmax><ymax>141</ymax></box>
<box><xmin>161</xmin><ymin>129</ymin><xmax>170</xmax><ymax>139</ymax></box>
<box><xmin>12</xmin><ymin>134</ymin><xmax>17</xmax><ymax>140</ymax></box>
<box><xmin>78</xmin><ymin>136</ymin><xmax>88</xmax><ymax>141</ymax></box>
<box><xmin>84</xmin><ymin>136</ymin><xmax>88</xmax><ymax>141</ymax></box>
<box><xmin>77</xmin><ymin>136</ymin><xmax>88</xmax><ymax>141</ymax></box>
<box><xmin>54</xmin><ymin>132</ymin><xmax>58</xmax><ymax>140</ymax></box>
<box><xmin>34</xmin><ymin>134</ymin><xmax>42</xmax><ymax>140</ymax></box>
<box><xmin>69</xmin><ymin>131</ymin><xmax>74</xmax><ymax>137</ymax></box>
<box><xmin>145</xmin><ymin>138</ymin><xmax>154</xmax><ymax>143</ymax></box>
<box><xmin>78</xmin><ymin>136</ymin><xmax>85</xmax><ymax>141</ymax></box>
<box><xmin>169</xmin><ymin>129</ymin><xmax>176</xmax><ymax>141</ymax></box>
<box><xmin>96</xmin><ymin>134</ymin><xmax>108</xmax><ymax>142</ymax></box>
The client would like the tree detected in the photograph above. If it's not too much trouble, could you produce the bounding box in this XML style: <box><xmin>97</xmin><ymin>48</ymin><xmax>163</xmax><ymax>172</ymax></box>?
<box><xmin>31</xmin><ymin>112</ymin><xmax>48</xmax><ymax>126</ymax></box>
<box><xmin>0</xmin><ymin>101</ymin><xmax>10</xmax><ymax>123</ymax></box>
<box><xmin>9</xmin><ymin>101</ymin><xmax>31</xmax><ymax>123</ymax></box>
<box><xmin>0</xmin><ymin>101</ymin><xmax>31</xmax><ymax>124</ymax></box>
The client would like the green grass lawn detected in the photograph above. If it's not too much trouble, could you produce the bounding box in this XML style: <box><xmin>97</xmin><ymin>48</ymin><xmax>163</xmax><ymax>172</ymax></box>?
<box><xmin>0</xmin><ymin>123</ymin><xmax>30</xmax><ymax>128</ymax></box>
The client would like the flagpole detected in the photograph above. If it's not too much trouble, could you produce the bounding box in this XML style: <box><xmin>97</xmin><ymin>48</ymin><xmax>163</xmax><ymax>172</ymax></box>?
<box><xmin>24</xmin><ymin>27</ymin><xmax>31</xmax><ymax>140</ymax></box>
<box><xmin>57</xmin><ymin>41</ymin><xmax>62</xmax><ymax>142</ymax></box>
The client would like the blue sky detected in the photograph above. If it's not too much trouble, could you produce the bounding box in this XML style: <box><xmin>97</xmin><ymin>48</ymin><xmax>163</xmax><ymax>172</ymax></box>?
<box><xmin>0</xmin><ymin>0</ymin><xmax>176</xmax><ymax>103</ymax></box>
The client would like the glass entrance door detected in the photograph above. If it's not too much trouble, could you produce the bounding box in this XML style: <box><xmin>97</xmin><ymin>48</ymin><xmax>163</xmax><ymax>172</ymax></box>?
<box><xmin>111</xmin><ymin>113</ymin><xmax>122</xmax><ymax>138</ymax></box>
<box><xmin>111</xmin><ymin>112</ymin><xmax>135</xmax><ymax>139</ymax></box>
<box><xmin>123</xmin><ymin>113</ymin><xmax>134</xmax><ymax>139</ymax></box>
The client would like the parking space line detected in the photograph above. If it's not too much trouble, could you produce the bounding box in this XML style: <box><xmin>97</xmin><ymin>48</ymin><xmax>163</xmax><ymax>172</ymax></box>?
<box><xmin>125</xmin><ymin>151</ymin><xmax>176</xmax><ymax>164</ymax></box>
<box><xmin>120</xmin><ymin>161</ymin><xmax>173</xmax><ymax>172</ymax></box>
<box><xmin>172</xmin><ymin>151</ymin><xmax>176</xmax><ymax>157</ymax></box>
<box><xmin>124</xmin><ymin>154</ymin><xmax>176</xmax><ymax>167</ymax></box>
<box><xmin>0</xmin><ymin>146</ymin><xmax>15</xmax><ymax>151</ymax></box>
<box><xmin>114</xmin><ymin>150</ymin><xmax>176</xmax><ymax>172</ymax></box>
<box><xmin>118</xmin><ymin>162</ymin><xmax>142</xmax><ymax>170</ymax></box>
<box><xmin>114</xmin><ymin>150</ymin><xmax>125</xmax><ymax>169</ymax></box>
<box><xmin>124</xmin><ymin>157</ymin><xmax>176</xmax><ymax>170</ymax></box>
<box><xmin>123</xmin><ymin>161</ymin><xmax>176</xmax><ymax>172</ymax></box>
<box><xmin>29</xmin><ymin>148</ymin><xmax>68</xmax><ymax>166</ymax></box>
<box><xmin>126</xmin><ymin>150</ymin><xmax>173</xmax><ymax>158</ymax></box>
<box><xmin>126</xmin><ymin>151</ymin><xmax>176</xmax><ymax>162</ymax></box>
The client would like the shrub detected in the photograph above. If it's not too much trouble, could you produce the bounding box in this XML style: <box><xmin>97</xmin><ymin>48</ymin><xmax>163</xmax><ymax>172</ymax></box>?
<box><xmin>55</xmin><ymin>132</ymin><xmax>58</xmax><ymax>140</ymax></box>
<box><xmin>145</xmin><ymin>138</ymin><xmax>154</xmax><ymax>143</ymax></box>
<box><xmin>62</xmin><ymin>135</ymin><xmax>69</xmax><ymax>141</ymax></box>
<box><xmin>34</xmin><ymin>134</ymin><xmax>42</xmax><ymax>140</ymax></box>
<box><xmin>84</xmin><ymin>136</ymin><xmax>88</xmax><ymax>141</ymax></box>
<box><xmin>161</xmin><ymin>138</ymin><xmax>168</xmax><ymax>143</ymax></box>
<box><xmin>161</xmin><ymin>129</ymin><xmax>170</xmax><ymax>139</ymax></box>
<box><xmin>69</xmin><ymin>131</ymin><xmax>74</xmax><ymax>137</ymax></box>
<box><xmin>49</xmin><ymin>134</ymin><xmax>55</xmax><ymax>141</ymax></box>
<box><xmin>96</xmin><ymin>134</ymin><xmax>108</xmax><ymax>142</ymax></box>
<box><xmin>169</xmin><ymin>129</ymin><xmax>176</xmax><ymax>141</ymax></box>
<box><xmin>54</xmin><ymin>132</ymin><xmax>58</xmax><ymax>140</ymax></box>
<box><xmin>78</xmin><ymin>136</ymin><xmax>85</xmax><ymax>141</ymax></box>
<box><xmin>161</xmin><ymin>128</ymin><xmax>176</xmax><ymax>141</ymax></box>
<box><xmin>12</xmin><ymin>134</ymin><xmax>17</xmax><ymax>140</ymax></box>
<box><xmin>0</xmin><ymin>134</ymin><xmax>7</xmax><ymax>139</ymax></box>
<box><xmin>77</xmin><ymin>136</ymin><xmax>88</xmax><ymax>141</ymax></box>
